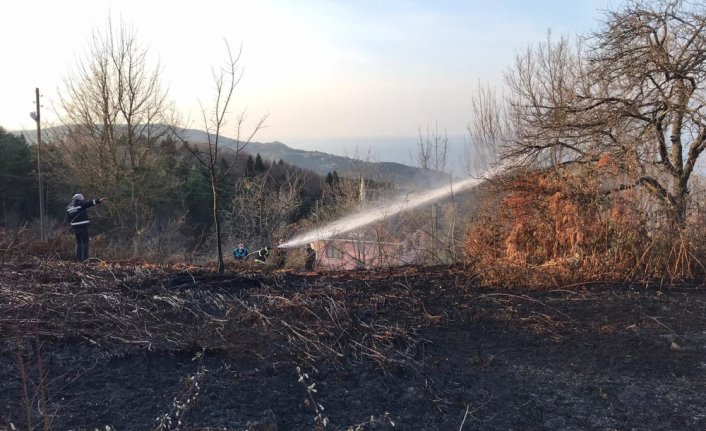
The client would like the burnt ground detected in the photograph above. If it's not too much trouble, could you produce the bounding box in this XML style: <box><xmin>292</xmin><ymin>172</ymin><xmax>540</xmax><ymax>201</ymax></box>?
<box><xmin>1</xmin><ymin>259</ymin><xmax>706</xmax><ymax>430</ymax></box>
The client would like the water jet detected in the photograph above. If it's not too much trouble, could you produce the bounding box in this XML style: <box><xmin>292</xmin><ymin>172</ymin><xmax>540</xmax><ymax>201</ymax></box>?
<box><xmin>279</xmin><ymin>168</ymin><xmax>498</xmax><ymax>249</ymax></box>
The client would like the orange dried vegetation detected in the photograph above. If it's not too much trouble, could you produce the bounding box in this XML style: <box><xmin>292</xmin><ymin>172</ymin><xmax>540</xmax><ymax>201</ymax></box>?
<box><xmin>462</xmin><ymin>167</ymin><xmax>666</xmax><ymax>286</ymax></box>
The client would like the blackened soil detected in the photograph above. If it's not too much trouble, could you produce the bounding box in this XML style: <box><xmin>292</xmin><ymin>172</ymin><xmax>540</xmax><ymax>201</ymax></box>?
<box><xmin>1</xmin><ymin>262</ymin><xmax>706</xmax><ymax>430</ymax></box>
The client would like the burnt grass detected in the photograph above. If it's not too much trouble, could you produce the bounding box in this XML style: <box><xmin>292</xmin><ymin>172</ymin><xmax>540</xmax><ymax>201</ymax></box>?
<box><xmin>1</xmin><ymin>259</ymin><xmax>706</xmax><ymax>430</ymax></box>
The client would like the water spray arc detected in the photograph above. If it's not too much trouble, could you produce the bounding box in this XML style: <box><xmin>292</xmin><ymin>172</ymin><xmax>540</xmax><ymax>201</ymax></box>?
<box><xmin>279</xmin><ymin>169</ymin><xmax>497</xmax><ymax>249</ymax></box>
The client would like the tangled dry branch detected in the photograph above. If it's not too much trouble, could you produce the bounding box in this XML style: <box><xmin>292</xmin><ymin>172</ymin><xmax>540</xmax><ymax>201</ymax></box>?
<box><xmin>0</xmin><ymin>258</ymin><xmax>449</xmax><ymax>370</ymax></box>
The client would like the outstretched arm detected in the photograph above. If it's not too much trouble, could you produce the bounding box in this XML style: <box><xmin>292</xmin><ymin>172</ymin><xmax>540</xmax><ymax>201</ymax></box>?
<box><xmin>80</xmin><ymin>197</ymin><xmax>108</xmax><ymax>209</ymax></box>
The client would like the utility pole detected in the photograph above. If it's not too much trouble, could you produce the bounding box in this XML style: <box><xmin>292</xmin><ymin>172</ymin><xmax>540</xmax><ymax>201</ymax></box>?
<box><xmin>32</xmin><ymin>88</ymin><xmax>45</xmax><ymax>241</ymax></box>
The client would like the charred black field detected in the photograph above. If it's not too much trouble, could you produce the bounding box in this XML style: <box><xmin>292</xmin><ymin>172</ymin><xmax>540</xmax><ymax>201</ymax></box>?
<box><xmin>2</xmin><ymin>259</ymin><xmax>706</xmax><ymax>430</ymax></box>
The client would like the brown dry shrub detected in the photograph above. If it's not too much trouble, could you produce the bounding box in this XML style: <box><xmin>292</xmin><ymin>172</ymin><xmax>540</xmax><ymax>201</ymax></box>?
<box><xmin>463</xmin><ymin>167</ymin><xmax>706</xmax><ymax>287</ymax></box>
<box><xmin>629</xmin><ymin>224</ymin><xmax>706</xmax><ymax>282</ymax></box>
<box><xmin>0</xmin><ymin>227</ymin><xmax>31</xmax><ymax>264</ymax></box>
<box><xmin>0</xmin><ymin>226</ymin><xmax>76</xmax><ymax>263</ymax></box>
<box><xmin>499</xmin><ymin>170</ymin><xmax>607</xmax><ymax>266</ymax></box>
<box><xmin>85</xmin><ymin>217</ymin><xmax>194</xmax><ymax>263</ymax></box>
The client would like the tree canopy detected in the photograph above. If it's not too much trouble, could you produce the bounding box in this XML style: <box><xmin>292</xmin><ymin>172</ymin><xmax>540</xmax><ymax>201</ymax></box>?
<box><xmin>0</xmin><ymin>127</ymin><xmax>34</xmax><ymax>227</ymax></box>
<box><xmin>498</xmin><ymin>0</ymin><xmax>706</xmax><ymax>224</ymax></box>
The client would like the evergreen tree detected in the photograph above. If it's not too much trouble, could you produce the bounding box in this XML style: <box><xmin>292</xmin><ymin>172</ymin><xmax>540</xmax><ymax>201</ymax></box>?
<box><xmin>183</xmin><ymin>166</ymin><xmax>213</xmax><ymax>225</ymax></box>
<box><xmin>245</xmin><ymin>155</ymin><xmax>255</xmax><ymax>177</ymax></box>
<box><xmin>0</xmin><ymin>127</ymin><xmax>34</xmax><ymax>226</ymax></box>
<box><xmin>254</xmin><ymin>153</ymin><xmax>266</xmax><ymax>172</ymax></box>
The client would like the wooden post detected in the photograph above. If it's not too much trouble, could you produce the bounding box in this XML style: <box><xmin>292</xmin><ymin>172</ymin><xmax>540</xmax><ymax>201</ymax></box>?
<box><xmin>35</xmin><ymin>88</ymin><xmax>45</xmax><ymax>241</ymax></box>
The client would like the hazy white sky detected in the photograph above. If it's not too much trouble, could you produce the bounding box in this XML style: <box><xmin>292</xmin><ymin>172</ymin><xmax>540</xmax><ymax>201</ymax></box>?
<box><xmin>2</xmin><ymin>0</ymin><xmax>610</xmax><ymax>147</ymax></box>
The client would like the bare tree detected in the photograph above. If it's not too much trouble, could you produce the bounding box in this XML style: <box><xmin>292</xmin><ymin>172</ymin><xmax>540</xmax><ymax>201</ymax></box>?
<box><xmin>466</xmin><ymin>81</ymin><xmax>505</xmax><ymax>176</ymax></box>
<box><xmin>224</xmin><ymin>165</ymin><xmax>305</xmax><ymax>252</ymax></box>
<box><xmin>414</xmin><ymin>122</ymin><xmax>449</xmax><ymax>175</ymax></box>
<box><xmin>502</xmin><ymin>0</ymin><xmax>706</xmax><ymax>225</ymax></box>
<box><xmin>58</xmin><ymin>17</ymin><xmax>179</xmax><ymax>235</ymax></box>
<box><xmin>186</xmin><ymin>42</ymin><xmax>266</xmax><ymax>273</ymax></box>
<box><xmin>413</xmin><ymin>123</ymin><xmax>454</xmax><ymax>262</ymax></box>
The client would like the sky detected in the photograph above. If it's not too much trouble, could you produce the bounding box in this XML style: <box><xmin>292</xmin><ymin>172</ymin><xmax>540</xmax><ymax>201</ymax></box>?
<box><xmin>1</xmin><ymin>0</ymin><xmax>611</xmax><ymax>164</ymax></box>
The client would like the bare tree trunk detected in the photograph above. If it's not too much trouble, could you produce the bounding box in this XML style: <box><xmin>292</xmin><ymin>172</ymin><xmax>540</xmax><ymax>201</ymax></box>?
<box><xmin>447</xmin><ymin>177</ymin><xmax>457</xmax><ymax>262</ymax></box>
<box><xmin>181</xmin><ymin>41</ymin><xmax>265</xmax><ymax>273</ymax></box>
<box><xmin>211</xmin><ymin>173</ymin><xmax>224</xmax><ymax>273</ymax></box>
<box><xmin>414</xmin><ymin>123</ymin><xmax>449</xmax><ymax>262</ymax></box>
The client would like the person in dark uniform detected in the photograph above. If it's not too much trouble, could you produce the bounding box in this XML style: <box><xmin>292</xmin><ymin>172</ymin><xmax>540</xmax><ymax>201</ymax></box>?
<box><xmin>271</xmin><ymin>239</ymin><xmax>287</xmax><ymax>269</ymax></box>
<box><xmin>305</xmin><ymin>243</ymin><xmax>317</xmax><ymax>271</ymax></box>
<box><xmin>66</xmin><ymin>193</ymin><xmax>107</xmax><ymax>261</ymax></box>
<box><xmin>253</xmin><ymin>246</ymin><xmax>270</xmax><ymax>264</ymax></box>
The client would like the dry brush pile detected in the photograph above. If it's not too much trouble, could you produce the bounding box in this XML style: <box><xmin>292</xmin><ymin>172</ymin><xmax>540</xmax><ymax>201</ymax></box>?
<box><xmin>463</xmin><ymin>168</ymin><xmax>706</xmax><ymax>287</ymax></box>
<box><xmin>0</xmin><ymin>249</ymin><xmax>459</xmax><ymax>429</ymax></box>
<box><xmin>1</xmin><ymin>260</ymin><xmax>441</xmax><ymax>366</ymax></box>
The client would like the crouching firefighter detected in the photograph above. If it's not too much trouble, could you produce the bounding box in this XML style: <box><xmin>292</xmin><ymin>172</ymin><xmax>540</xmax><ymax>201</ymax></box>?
<box><xmin>233</xmin><ymin>242</ymin><xmax>249</xmax><ymax>260</ymax></box>
<box><xmin>253</xmin><ymin>246</ymin><xmax>270</xmax><ymax>264</ymax></box>
<box><xmin>66</xmin><ymin>194</ymin><xmax>107</xmax><ymax>261</ymax></box>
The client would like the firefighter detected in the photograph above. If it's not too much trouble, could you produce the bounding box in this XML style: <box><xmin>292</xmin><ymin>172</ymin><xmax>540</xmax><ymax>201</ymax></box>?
<box><xmin>305</xmin><ymin>243</ymin><xmax>316</xmax><ymax>271</ymax></box>
<box><xmin>233</xmin><ymin>242</ymin><xmax>249</xmax><ymax>260</ymax></box>
<box><xmin>253</xmin><ymin>246</ymin><xmax>270</xmax><ymax>264</ymax></box>
<box><xmin>66</xmin><ymin>193</ymin><xmax>108</xmax><ymax>261</ymax></box>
